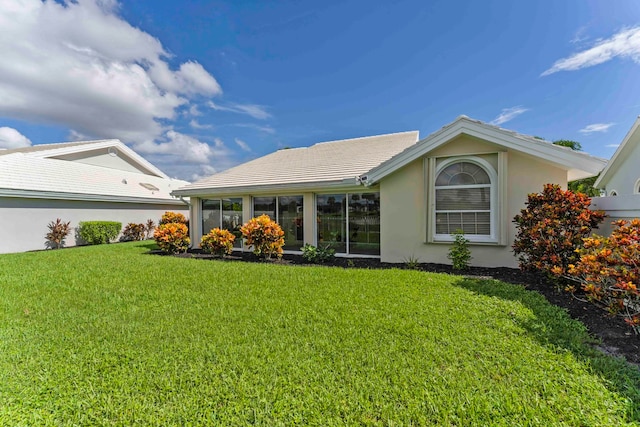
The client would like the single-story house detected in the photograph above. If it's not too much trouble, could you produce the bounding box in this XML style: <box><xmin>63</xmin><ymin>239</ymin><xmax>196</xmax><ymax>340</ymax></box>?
<box><xmin>591</xmin><ymin>116</ymin><xmax>640</xmax><ymax>234</ymax></box>
<box><xmin>172</xmin><ymin>116</ymin><xmax>607</xmax><ymax>268</ymax></box>
<box><xmin>0</xmin><ymin>139</ymin><xmax>189</xmax><ymax>254</ymax></box>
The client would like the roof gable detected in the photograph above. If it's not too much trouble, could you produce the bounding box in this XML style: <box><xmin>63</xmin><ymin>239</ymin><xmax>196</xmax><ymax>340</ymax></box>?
<box><xmin>594</xmin><ymin>116</ymin><xmax>640</xmax><ymax>189</ymax></box>
<box><xmin>362</xmin><ymin>116</ymin><xmax>607</xmax><ymax>184</ymax></box>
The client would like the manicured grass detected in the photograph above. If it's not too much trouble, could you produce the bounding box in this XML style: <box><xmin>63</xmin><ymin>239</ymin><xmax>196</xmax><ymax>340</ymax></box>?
<box><xmin>1</xmin><ymin>242</ymin><xmax>639</xmax><ymax>425</ymax></box>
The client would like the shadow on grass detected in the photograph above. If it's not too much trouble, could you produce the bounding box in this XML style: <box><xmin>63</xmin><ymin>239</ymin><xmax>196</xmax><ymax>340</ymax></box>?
<box><xmin>135</xmin><ymin>241</ymin><xmax>160</xmax><ymax>252</ymax></box>
<box><xmin>453</xmin><ymin>277</ymin><xmax>640</xmax><ymax>421</ymax></box>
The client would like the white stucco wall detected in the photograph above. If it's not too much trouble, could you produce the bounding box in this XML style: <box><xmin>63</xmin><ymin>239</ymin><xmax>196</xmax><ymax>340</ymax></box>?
<box><xmin>591</xmin><ymin>195</ymin><xmax>640</xmax><ymax>235</ymax></box>
<box><xmin>0</xmin><ymin>197</ymin><xmax>188</xmax><ymax>254</ymax></box>
<box><xmin>379</xmin><ymin>135</ymin><xmax>568</xmax><ymax>268</ymax></box>
<box><xmin>602</xmin><ymin>135</ymin><xmax>640</xmax><ymax>196</ymax></box>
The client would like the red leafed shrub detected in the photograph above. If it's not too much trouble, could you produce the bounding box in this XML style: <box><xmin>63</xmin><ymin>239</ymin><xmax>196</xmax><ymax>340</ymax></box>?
<box><xmin>512</xmin><ymin>184</ymin><xmax>605</xmax><ymax>278</ymax></box>
<box><xmin>201</xmin><ymin>228</ymin><xmax>235</xmax><ymax>256</ymax></box>
<box><xmin>160</xmin><ymin>211</ymin><xmax>188</xmax><ymax>225</ymax></box>
<box><xmin>240</xmin><ymin>214</ymin><xmax>285</xmax><ymax>259</ymax></box>
<box><xmin>567</xmin><ymin>219</ymin><xmax>640</xmax><ymax>333</ymax></box>
<box><xmin>121</xmin><ymin>223</ymin><xmax>146</xmax><ymax>241</ymax></box>
<box><xmin>154</xmin><ymin>223</ymin><xmax>190</xmax><ymax>254</ymax></box>
<box><xmin>46</xmin><ymin>218</ymin><xmax>72</xmax><ymax>249</ymax></box>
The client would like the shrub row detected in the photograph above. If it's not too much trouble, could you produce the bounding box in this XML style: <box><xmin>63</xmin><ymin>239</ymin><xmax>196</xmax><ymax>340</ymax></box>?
<box><xmin>45</xmin><ymin>216</ymin><xmax>161</xmax><ymax>249</ymax></box>
<box><xmin>513</xmin><ymin>184</ymin><xmax>640</xmax><ymax>332</ymax></box>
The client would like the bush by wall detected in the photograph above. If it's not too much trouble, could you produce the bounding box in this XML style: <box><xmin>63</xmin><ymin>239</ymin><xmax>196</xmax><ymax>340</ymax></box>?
<box><xmin>240</xmin><ymin>215</ymin><xmax>285</xmax><ymax>259</ymax></box>
<box><xmin>45</xmin><ymin>218</ymin><xmax>72</xmax><ymax>249</ymax></box>
<box><xmin>512</xmin><ymin>184</ymin><xmax>605</xmax><ymax>279</ymax></box>
<box><xmin>565</xmin><ymin>219</ymin><xmax>640</xmax><ymax>332</ymax></box>
<box><xmin>448</xmin><ymin>230</ymin><xmax>472</xmax><ymax>271</ymax></box>
<box><xmin>201</xmin><ymin>228</ymin><xmax>236</xmax><ymax>256</ymax></box>
<box><xmin>121</xmin><ymin>223</ymin><xmax>146</xmax><ymax>242</ymax></box>
<box><xmin>78</xmin><ymin>221</ymin><xmax>122</xmax><ymax>245</ymax></box>
<box><xmin>154</xmin><ymin>223</ymin><xmax>190</xmax><ymax>254</ymax></box>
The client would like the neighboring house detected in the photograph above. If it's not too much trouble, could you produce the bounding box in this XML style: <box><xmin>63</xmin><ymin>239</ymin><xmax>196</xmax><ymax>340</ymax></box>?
<box><xmin>591</xmin><ymin>116</ymin><xmax>640</xmax><ymax>234</ymax></box>
<box><xmin>0</xmin><ymin>139</ymin><xmax>189</xmax><ymax>254</ymax></box>
<box><xmin>172</xmin><ymin>116</ymin><xmax>606</xmax><ymax>268</ymax></box>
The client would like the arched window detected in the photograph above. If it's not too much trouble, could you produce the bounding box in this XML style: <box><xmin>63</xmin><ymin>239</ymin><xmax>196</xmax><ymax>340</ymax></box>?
<box><xmin>635</xmin><ymin>179</ymin><xmax>640</xmax><ymax>194</ymax></box>
<box><xmin>609</xmin><ymin>190</ymin><xmax>618</xmax><ymax>197</ymax></box>
<box><xmin>434</xmin><ymin>158</ymin><xmax>496</xmax><ymax>240</ymax></box>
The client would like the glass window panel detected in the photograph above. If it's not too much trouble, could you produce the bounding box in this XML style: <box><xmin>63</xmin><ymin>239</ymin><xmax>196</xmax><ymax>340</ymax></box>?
<box><xmin>253</xmin><ymin>196</ymin><xmax>276</xmax><ymax>220</ymax></box>
<box><xmin>223</xmin><ymin>198</ymin><xmax>243</xmax><ymax>247</ymax></box>
<box><xmin>202</xmin><ymin>199</ymin><xmax>221</xmax><ymax>235</ymax></box>
<box><xmin>349</xmin><ymin>193</ymin><xmax>380</xmax><ymax>255</ymax></box>
<box><xmin>316</xmin><ymin>194</ymin><xmax>346</xmax><ymax>253</ymax></box>
<box><xmin>278</xmin><ymin>195</ymin><xmax>304</xmax><ymax>251</ymax></box>
<box><xmin>436</xmin><ymin>162</ymin><xmax>490</xmax><ymax>186</ymax></box>
<box><xmin>436</xmin><ymin>188</ymin><xmax>490</xmax><ymax>210</ymax></box>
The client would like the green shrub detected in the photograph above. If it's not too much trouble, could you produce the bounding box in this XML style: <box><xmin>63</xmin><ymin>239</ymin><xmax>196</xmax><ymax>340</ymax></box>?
<box><xmin>154</xmin><ymin>223</ymin><xmax>190</xmax><ymax>254</ymax></box>
<box><xmin>201</xmin><ymin>228</ymin><xmax>235</xmax><ymax>256</ymax></box>
<box><xmin>121</xmin><ymin>223</ymin><xmax>146</xmax><ymax>242</ymax></box>
<box><xmin>45</xmin><ymin>218</ymin><xmax>72</xmax><ymax>249</ymax></box>
<box><xmin>448</xmin><ymin>230</ymin><xmax>472</xmax><ymax>271</ymax></box>
<box><xmin>78</xmin><ymin>221</ymin><xmax>122</xmax><ymax>245</ymax></box>
<box><xmin>301</xmin><ymin>243</ymin><xmax>336</xmax><ymax>264</ymax></box>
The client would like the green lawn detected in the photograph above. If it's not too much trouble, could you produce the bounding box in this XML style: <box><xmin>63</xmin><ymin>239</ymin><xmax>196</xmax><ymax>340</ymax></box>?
<box><xmin>1</xmin><ymin>242</ymin><xmax>639</xmax><ymax>425</ymax></box>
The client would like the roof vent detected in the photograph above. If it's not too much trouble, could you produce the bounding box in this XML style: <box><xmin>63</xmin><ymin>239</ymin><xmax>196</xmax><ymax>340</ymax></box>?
<box><xmin>140</xmin><ymin>182</ymin><xmax>160</xmax><ymax>191</ymax></box>
<box><xmin>122</xmin><ymin>179</ymin><xmax>127</xmax><ymax>184</ymax></box>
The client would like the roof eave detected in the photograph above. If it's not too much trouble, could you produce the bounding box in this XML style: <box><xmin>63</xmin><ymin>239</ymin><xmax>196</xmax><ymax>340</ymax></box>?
<box><xmin>594</xmin><ymin>116</ymin><xmax>640</xmax><ymax>189</ymax></box>
<box><xmin>172</xmin><ymin>178</ymin><xmax>363</xmax><ymax>197</ymax></box>
<box><xmin>0</xmin><ymin>188</ymin><xmax>188</xmax><ymax>205</ymax></box>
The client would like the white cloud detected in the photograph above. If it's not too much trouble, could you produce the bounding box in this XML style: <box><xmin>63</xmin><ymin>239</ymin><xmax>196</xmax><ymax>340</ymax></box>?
<box><xmin>0</xmin><ymin>0</ymin><xmax>221</xmax><ymax>149</ymax></box>
<box><xmin>542</xmin><ymin>26</ymin><xmax>640</xmax><ymax>76</ymax></box>
<box><xmin>189</xmin><ymin>119</ymin><xmax>213</xmax><ymax>130</ymax></box>
<box><xmin>234</xmin><ymin>138</ymin><xmax>251</xmax><ymax>152</ymax></box>
<box><xmin>208</xmin><ymin>101</ymin><xmax>271</xmax><ymax>120</ymax></box>
<box><xmin>605</xmin><ymin>144</ymin><xmax>620</xmax><ymax>148</ymax></box>
<box><xmin>579</xmin><ymin>123</ymin><xmax>615</xmax><ymax>134</ymax></box>
<box><xmin>0</xmin><ymin>127</ymin><xmax>31</xmax><ymax>148</ymax></box>
<box><xmin>232</xmin><ymin>123</ymin><xmax>276</xmax><ymax>134</ymax></box>
<box><xmin>490</xmin><ymin>106</ymin><xmax>529</xmax><ymax>126</ymax></box>
<box><xmin>133</xmin><ymin>130</ymin><xmax>226</xmax><ymax>164</ymax></box>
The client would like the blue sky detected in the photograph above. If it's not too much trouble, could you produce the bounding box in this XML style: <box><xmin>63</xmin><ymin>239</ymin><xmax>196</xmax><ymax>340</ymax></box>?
<box><xmin>0</xmin><ymin>0</ymin><xmax>639</xmax><ymax>180</ymax></box>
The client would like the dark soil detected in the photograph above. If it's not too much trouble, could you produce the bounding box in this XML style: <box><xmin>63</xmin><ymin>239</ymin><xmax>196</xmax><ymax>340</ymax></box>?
<box><xmin>176</xmin><ymin>250</ymin><xmax>640</xmax><ymax>365</ymax></box>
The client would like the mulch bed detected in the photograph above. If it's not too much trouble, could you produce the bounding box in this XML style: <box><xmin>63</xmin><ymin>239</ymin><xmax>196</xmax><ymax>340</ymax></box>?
<box><xmin>175</xmin><ymin>250</ymin><xmax>640</xmax><ymax>365</ymax></box>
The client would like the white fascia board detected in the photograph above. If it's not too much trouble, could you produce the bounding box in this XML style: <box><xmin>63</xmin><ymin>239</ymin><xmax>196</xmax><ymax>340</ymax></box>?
<box><xmin>0</xmin><ymin>188</ymin><xmax>187</xmax><ymax>205</ymax></box>
<box><xmin>172</xmin><ymin>178</ymin><xmax>364</xmax><ymax>197</ymax></box>
<box><xmin>594</xmin><ymin>116</ymin><xmax>640</xmax><ymax>189</ymax></box>
<box><xmin>363</xmin><ymin>118</ymin><xmax>607</xmax><ymax>185</ymax></box>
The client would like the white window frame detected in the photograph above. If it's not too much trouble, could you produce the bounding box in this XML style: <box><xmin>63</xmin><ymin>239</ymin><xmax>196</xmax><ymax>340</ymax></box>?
<box><xmin>609</xmin><ymin>189</ymin><xmax>618</xmax><ymax>196</ymax></box>
<box><xmin>634</xmin><ymin>179</ymin><xmax>640</xmax><ymax>195</ymax></box>
<box><xmin>431</xmin><ymin>156</ymin><xmax>498</xmax><ymax>244</ymax></box>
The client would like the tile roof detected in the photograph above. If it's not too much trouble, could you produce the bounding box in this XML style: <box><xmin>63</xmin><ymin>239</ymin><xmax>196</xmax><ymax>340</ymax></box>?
<box><xmin>0</xmin><ymin>141</ymin><xmax>189</xmax><ymax>203</ymax></box>
<box><xmin>174</xmin><ymin>131</ymin><xmax>419</xmax><ymax>194</ymax></box>
<box><xmin>0</xmin><ymin>140</ymin><xmax>104</xmax><ymax>156</ymax></box>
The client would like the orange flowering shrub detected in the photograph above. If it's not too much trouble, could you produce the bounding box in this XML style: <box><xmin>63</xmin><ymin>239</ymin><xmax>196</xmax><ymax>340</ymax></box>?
<box><xmin>201</xmin><ymin>228</ymin><xmax>236</xmax><ymax>256</ymax></box>
<box><xmin>154</xmin><ymin>223</ymin><xmax>190</xmax><ymax>254</ymax></box>
<box><xmin>566</xmin><ymin>219</ymin><xmax>640</xmax><ymax>332</ymax></box>
<box><xmin>513</xmin><ymin>184</ymin><xmax>605</xmax><ymax>278</ymax></box>
<box><xmin>240</xmin><ymin>214</ymin><xmax>285</xmax><ymax>259</ymax></box>
<box><xmin>160</xmin><ymin>211</ymin><xmax>188</xmax><ymax>225</ymax></box>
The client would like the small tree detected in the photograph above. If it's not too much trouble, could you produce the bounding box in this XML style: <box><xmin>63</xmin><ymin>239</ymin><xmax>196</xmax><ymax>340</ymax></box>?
<box><xmin>240</xmin><ymin>215</ymin><xmax>285</xmax><ymax>259</ymax></box>
<box><xmin>512</xmin><ymin>184</ymin><xmax>605</xmax><ymax>279</ymax></box>
<box><xmin>46</xmin><ymin>218</ymin><xmax>72</xmax><ymax>249</ymax></box>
